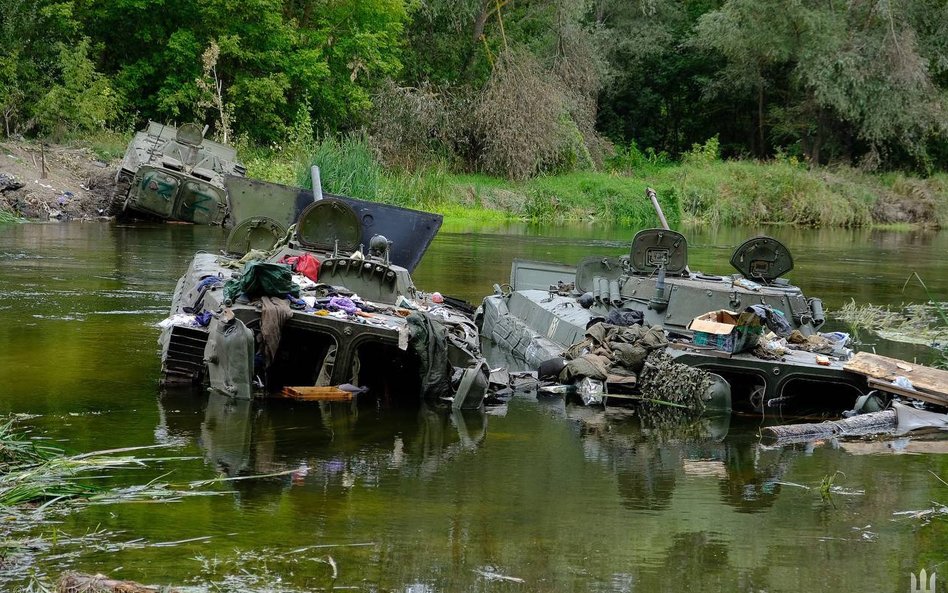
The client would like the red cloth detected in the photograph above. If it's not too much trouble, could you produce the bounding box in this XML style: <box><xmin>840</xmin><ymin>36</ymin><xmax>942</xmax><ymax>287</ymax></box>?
<box><xmin>279</xmin><ymin>253</ymin><xmax>320</xmax><ymax>282</ymax></box>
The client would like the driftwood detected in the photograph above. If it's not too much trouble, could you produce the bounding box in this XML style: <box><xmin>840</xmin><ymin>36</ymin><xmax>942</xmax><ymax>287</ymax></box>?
<box><xmin>760</xmin><ymin>410</ymin><xmax>897</xmax><ymax>446</ymax></box>
<box><xmin>58</xmin><ymin>572</ymin><xmax>181</xmax><ymax>593</ymax></box>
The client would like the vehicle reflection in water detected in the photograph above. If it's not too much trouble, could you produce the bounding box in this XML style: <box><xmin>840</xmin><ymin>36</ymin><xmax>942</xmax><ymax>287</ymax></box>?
<box><xmin>156</xmin><ymin>389</ymin><xmax>488</xmax><ymax>488</ymax></box>
<box><xmin>560</xmin><ymin>404</ymin><xmax>796</xmax><ymax>513</ymax></box>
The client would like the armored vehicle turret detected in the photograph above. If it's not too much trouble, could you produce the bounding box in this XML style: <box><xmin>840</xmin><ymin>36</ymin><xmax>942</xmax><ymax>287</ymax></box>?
<box><xmin>478</xmin><ymin>197</ymin><xmax>871</xmax><ymax>414</ymax></box>
<box><xmin>159</xmin><ymin>176</ymin><xmax>489</xmax><ymax>410</ymax></box>
<box><xmin>112</xmin><ymin>121</ymin><xmax>246</xmax><ymax>224</ymax></box>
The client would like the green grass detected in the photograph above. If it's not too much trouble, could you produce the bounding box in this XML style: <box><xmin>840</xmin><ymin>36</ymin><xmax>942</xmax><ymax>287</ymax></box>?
<box><xmin>62</xmin><ymin>129</ymin><xmax>132</xmax><ymax>162</ymax></box>
<box><xmin>0</xmin><ymin>209</ymin><xmax>21</xmax><ymax>224</ymax></box>
<box><xmin>199</xmin><ymin>134</ymin><xmax>948</xmax><ymax>229</ymax></box>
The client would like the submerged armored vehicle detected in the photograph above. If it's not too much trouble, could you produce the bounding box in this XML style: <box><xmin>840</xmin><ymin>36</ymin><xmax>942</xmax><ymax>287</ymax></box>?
<box><xmin>159</xmin><ymin>177</ymin><xmax>488</xmax><ymax>410</ymax></box>
<box><xmin>479</xmin><ymin>200</ymin><xmax>873</xmax><ymax>413</ymax></box>
<box><xmin>113</xmin><ymin>121</ymin><xmax>246</xmax><ymax>224</ymax></box>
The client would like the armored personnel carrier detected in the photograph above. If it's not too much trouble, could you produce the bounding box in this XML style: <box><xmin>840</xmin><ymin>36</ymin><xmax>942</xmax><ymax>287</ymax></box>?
<box><xmin>159</xmin><ymin>177</ymin><xmax>488</xmax><ymax>410</ymax></box>
<box><xmin>112</xmin><ymin>121</ymin><xmax>246</xmax><ymax>224</ymax></box>
<box><xmin>478</xmin><ymin>217</ymin><xmax>873</xmax><ymax>413</ymax></box>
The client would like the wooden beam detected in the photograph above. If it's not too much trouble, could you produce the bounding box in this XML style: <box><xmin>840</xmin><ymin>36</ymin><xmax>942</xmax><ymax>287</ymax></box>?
<box><xmin>279</xmin><ymin>386</ymin><xmax>353</xmax><ymax>402</ymax></box>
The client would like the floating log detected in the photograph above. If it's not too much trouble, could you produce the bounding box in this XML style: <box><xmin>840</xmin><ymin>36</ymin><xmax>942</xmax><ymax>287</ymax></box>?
<box><xmin>844</xmin><ymin>352</ymin><xmax>948</xmax><ymax>406</ymax></box>
<box><xmin>58</xmin><ymin>572</ymin><xmax>181</xmax><ymax>593</ymax></box>
<box><xmin>760</xmin><ymin>410</ymin><xmax>897</xmax><ymax>446</ymax></box>
<box><xmin>279</xmin><ymin>386</ymin><xmax>353</xmax><ymax>401</ymax></box>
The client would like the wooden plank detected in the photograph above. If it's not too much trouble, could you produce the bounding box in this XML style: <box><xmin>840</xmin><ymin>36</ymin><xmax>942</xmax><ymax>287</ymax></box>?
<box><xmin>279</xmin><ymin>386</ymin><xmax>353</xmax><ymax>402</ymax></box>
<box><xmin>866</xmin><ymin>378</ymin><xmax>948</xmax><ymax>407</ymax></box>
<box><xmin>844</xmin><ymin>352</ymin><xmax>948</xmax><ymax>400</ymax></box>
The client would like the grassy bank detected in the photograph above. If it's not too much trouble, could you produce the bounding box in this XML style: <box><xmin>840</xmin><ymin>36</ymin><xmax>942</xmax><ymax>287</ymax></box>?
<box><xmin>6</xmin><ymin>131</ymin><xmax>941</xmax><ymax>229</ymax></box>
<box><xmin>241</xmin><ymin>137</ymin><xmax>947</xmax><ymax>229</ymax></box>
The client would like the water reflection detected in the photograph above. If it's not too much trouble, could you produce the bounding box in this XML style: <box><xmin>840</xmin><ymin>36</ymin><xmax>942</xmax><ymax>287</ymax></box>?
<box><xmin>561</xmin><ymin>406</ymin><xmax>806</xmax><ymax>514</ymax></box>
<box><xmin>157</xmin><ymin>390</ymin><xmax>489</xmax><ymax>486</ymax></box>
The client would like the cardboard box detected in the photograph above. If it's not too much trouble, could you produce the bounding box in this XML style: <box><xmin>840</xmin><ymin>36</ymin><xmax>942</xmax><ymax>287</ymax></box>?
<box><xmin>689</xmin><ymin>309</ymin><xmax>763</xmax><ymax>354</ymax></box>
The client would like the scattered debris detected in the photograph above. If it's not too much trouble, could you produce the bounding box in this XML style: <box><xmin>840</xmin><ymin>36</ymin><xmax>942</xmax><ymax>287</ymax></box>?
<box><xmin>57</xmin><ymin>572</ymin><xmax>182</xmax><ymax>593</ymax></box>
<box><xmin>845</xmin><ymin>352</ymin><xmax>948</xmax><ymax>407</ymax></box>
<box><xmin>473</xmin><ymin>568</ymin><xmax>525</xmax><ymax>584</ymax></box>
<box><xmin>0</xmin><ymin>141</ymin><xmax>118</xmax><ymax>220</ymax></box>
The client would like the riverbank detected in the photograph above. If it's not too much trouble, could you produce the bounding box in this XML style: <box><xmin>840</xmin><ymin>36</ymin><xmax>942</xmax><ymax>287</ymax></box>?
<box><xmin>1</xmin><ymin>133</ymin><xmax>945</xmax><ymax>228</ymax></box>
<box><xmin>237</xmin><ymin>137</ymin><xmax>948</xmax><ymax>229</ymax></box>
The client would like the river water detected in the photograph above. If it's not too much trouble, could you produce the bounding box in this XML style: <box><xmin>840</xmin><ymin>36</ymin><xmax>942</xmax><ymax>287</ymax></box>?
<box><xmin>1</xmin><ymin>221</ymin><xmax>947</xmax><ymax>592</ymax></box>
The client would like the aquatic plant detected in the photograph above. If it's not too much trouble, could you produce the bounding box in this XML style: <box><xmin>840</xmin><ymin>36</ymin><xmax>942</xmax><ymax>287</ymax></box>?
<box><xmin>0</xmin><ymin>209</ymin><xmax>22</xmax><ymax>224</ymax></box>
<box><xmin>819</xmin><ymin>471</ymin><xmax>845</xmax><ymax>503</ymax></box>
<box><xmin>0</xmin><ymin>415</ymin><xmax>301</xmax><ymax>589</ymax></box>
<box><xmin>838</xmin><ymin>273</ymin><xmax>948</xmax><ymax>368</ymax></box>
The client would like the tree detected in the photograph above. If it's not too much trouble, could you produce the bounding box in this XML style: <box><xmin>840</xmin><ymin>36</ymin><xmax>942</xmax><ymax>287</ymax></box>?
<box><xmin>0</xmin><ymin>0</ymin><xmax>84</xmax><ymax>136</ymax></box>
<box><xmin>73</xmin><ymin>0</ymin><xmax>408</xmax><ymax>143</ymax></box>
<box><xmin>34</xmin><ymin>38</ymin><xmax>121</xmax><ymax>136</ymax></box>
<box><xmin>595</xmin><ymin>0</ymin><xmax>728</xmax><ymax>157</ymax></box>
<box><xmin>692</xmin><ymin>0</ymin><xmax>948</xmax><ymax>168</ymax></box>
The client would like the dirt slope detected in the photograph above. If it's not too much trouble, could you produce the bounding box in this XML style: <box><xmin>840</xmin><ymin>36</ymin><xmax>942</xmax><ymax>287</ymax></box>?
<box><xmin>0</xmin><ymin>140</ymin><xmax>119</xmax><ymax>220</ymax></box>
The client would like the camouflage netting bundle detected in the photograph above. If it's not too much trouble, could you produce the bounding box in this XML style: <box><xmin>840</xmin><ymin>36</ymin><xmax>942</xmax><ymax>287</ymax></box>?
<box><xmin>637</xmin><ymin>351</ymin><xmax>711</xmax><ymax>422</ymax></box>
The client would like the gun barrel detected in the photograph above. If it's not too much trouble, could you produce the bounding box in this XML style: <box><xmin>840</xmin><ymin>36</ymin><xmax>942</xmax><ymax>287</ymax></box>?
<box><xmin>646</xmin><ymin>187</ymin><xmax>670</xmax><ymax>230</ymax></box>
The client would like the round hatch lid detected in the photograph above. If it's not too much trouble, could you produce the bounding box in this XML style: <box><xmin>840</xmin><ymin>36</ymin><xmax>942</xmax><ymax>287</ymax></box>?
<box><xmin>295</xmin><ymin>198</ymin><xmax>361</xmax><ymax>252</ymax></box>
<box><xmin>225</xmin><ymin>216</ymin><xmax>287</xmax><ymax>255</ymax></box>
<box><xmin>629</xmin><ymin>229</ymin><xmax>688</xmax><ymax>275</ymax></box>
<box><xmin>730</xmin><ymin>236</ymin><xmax>793</xmax><ymax>282</ymax></box>
<box><xmin>176</xmin><ymin>123</ymin><xmax>204</xmax><ymax>146</ymax></box>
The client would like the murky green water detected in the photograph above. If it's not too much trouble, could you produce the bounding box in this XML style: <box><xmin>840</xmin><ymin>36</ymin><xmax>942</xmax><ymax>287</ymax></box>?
<box><xmin>1</xmin><ymin>221</ymin><xmax>947</xmax><ymax>592</ymax></box>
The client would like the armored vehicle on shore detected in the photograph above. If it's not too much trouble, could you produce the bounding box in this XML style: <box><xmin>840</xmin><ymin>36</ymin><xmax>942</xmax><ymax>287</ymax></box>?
<box><xmin>112</xmin><ymin>121</ymin><xmax>246</xmax><ymax>224</ymax></box>
<box><xmin>159</xmin><ymin>176</ymin><xmax>488</xmax><ymax>410</ymax></box>
<box><xmin>478</xmin><ymin>194</ymin><xmax>873</xmax><ymax>414</ymax></box>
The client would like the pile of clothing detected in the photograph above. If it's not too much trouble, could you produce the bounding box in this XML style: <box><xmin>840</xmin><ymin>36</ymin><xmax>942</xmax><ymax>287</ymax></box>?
<box><xmin>560</xmin><ymin>321</ymin><xmax>669</xmax><ymax>390</ymax></box>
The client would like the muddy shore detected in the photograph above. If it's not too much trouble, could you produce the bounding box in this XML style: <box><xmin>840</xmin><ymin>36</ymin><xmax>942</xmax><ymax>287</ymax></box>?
<box><xmin>0</xmin><ymin>140</ymin><xmax>118</xmax><ymax>221</ymax></box>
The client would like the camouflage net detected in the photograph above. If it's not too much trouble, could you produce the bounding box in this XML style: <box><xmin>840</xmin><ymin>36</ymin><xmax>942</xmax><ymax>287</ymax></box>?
<box><xmin>636</xmin><ymin>351</ymin><xmax>711</xmax><ymax>423</ymax></box>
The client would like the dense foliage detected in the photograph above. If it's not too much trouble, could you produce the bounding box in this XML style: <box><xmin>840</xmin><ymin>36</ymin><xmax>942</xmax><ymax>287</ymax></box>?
<box><xmin>1</xmin><ymin>0</ymin><xmax>947</xmax><ymax>173</ymax></box>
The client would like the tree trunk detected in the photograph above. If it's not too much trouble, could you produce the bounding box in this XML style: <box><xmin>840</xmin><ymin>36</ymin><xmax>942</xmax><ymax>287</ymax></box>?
<box><xmin>760</xmin><ymin>410</ymin><xmax>896</xmax><ymax>446</ymax></box>
<box><xmin>757</xmin><ymin>71</ymin><xmax>765</xmax><ymax>158</ymax></box>
<box><xmin>461</xmin><ymin>2</ymin><xmax>491</xmax><ymax>77</ymax></box>
<box><xmin>810</xmin><ymin>128</ymin><xmax>821</xmax><ymax>166</ymax></box>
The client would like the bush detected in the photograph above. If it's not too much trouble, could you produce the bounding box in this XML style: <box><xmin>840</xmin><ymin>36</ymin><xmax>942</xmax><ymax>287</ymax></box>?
<box><xmin>682</xmin><ymin>135</ymin><xmax>721</xmax><ymax>166</ymax></box>
<box><xmin>369</xmin><ymin>80</ymin><xmax>456</xmax><ymax>170</ymax></box>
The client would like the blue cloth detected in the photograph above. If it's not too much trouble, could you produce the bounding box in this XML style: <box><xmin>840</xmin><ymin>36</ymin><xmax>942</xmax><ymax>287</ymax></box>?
<box><xmin>195</xmin><ymin>310</ymin><xmax>213</xmax><ymax>327</ymax></box>
<box><xmin>197</xmin><ymin>275</ymin><xmax>222</xmax><ymax>291</ymax></box>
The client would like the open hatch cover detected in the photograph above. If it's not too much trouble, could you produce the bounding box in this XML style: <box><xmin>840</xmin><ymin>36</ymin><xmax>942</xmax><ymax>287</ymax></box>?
<box><xmin>730</xmin><ymin>236</ymin><xmax>793</xmax><ymax>282</ymax></box>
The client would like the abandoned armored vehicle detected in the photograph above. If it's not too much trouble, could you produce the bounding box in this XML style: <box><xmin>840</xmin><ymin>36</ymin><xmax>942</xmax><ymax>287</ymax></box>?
<box><xmin>478</xmin><ymin>224</ymin><xmax>878</xmax><ymax>414</ymax></box>
<box><xmin>112</xmin><ymin>121</ymin><xmax>246</xmax><ymax>224</ymax></box>
<box><xmin>158</xmin><ymin>177</ymin><xmax>488</xmax><ymax>410</ymax></box>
